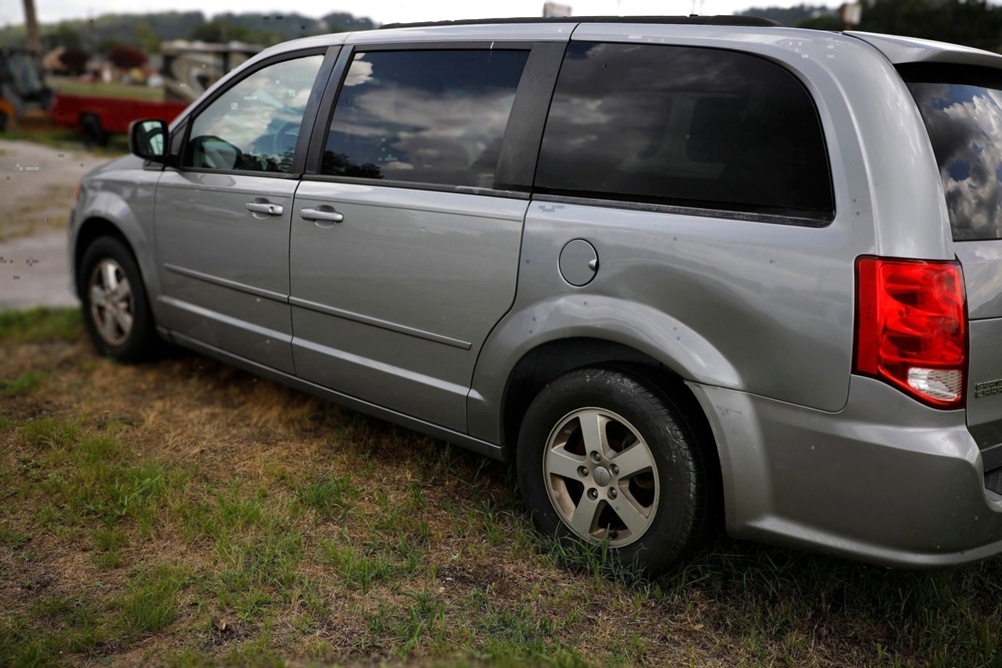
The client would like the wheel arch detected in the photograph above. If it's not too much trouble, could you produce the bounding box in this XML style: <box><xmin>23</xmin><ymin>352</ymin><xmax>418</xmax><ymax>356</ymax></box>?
<box><xmin>72</xmin><ymin>210</ymin><xmax>164</xmax><ymax>329</ymax></box>
<box><xmin>504</xmin><ymin>339</ymin><xmax>726</xmax><ymax>555</ymax></box>
<box><xmin>73</xmin><ymin>217</ymin><xmax>130</xmax><ymax>297</ymax></box>
<box><xmin>494</xmin><ymin>336</ymin><xmax>723</xmax><ymax>521</ymax></box>
<box><xmin>469</xmin><ymin>294</ymin><xmax>741</xmax><ymax>444</ymax></box>
<box><xmin>499</xmin><ymin>337</ymin><xmax>661</xmax><ymax>447</ymax></box>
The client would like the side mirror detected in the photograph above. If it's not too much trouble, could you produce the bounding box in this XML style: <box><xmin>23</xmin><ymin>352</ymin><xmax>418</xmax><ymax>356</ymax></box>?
<box><xmin>129</xmin><ymin>119</ymin><xmax>167</xmax><ymax>162</ymax></box>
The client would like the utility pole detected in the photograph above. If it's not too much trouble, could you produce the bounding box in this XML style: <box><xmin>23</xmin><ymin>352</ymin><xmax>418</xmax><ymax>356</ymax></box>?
<box><xmin>22</xmin><ymin>0</ymin><xmax>40</xmax><ymax>53</ymax></box>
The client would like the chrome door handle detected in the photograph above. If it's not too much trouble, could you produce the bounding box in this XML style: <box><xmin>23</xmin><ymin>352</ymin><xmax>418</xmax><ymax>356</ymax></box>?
<box><xmin>245</xmin><ymin>201</ymin><xmax>284</xmax><ymax>216</ymax></box>
<box><xmin>300</xmin><ymin>207</ymin><xmax>344</xmax><ymax>224</ymax></box>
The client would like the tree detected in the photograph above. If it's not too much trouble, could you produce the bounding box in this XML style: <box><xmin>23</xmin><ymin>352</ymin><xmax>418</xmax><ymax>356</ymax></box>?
<box><xmin>107</xmin><ymin>45</ymin><xmax>148</xmax><ymax>69</ymax></box>
<box><xmin>136</xmin><ymin>22</ymin><xmax>160</xmax><ymax>54</ymax></box>
<box><xmin>858</xmin><ymin>0</ymin><xmax>1002</xmax><ymax>51</ymax></box>
<box><xmin>58</xmin><ymin>47</ymin><xmax>90</xmax><ymax>75</ymax></box>
<box><xmin>796</xmin><ymin>14</ymin><xmax>844</xmax><ymax>30</ymax></box>
<box><xmin>42</xmin><ymin>23</ymin><xmax>82</xmax><ymax>51</ymax></box>
<box><xmin>190</xmin><ymin>19</ymin><xmax>280</xmax><ymax>45</ymax></box>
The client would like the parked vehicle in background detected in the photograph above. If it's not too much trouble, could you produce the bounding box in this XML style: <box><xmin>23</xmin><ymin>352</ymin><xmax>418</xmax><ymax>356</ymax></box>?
<box><xmin>51</xmin><ymin>93</ymin><xmax>187</xmax><ymax>146</ymax></box>
<box><xmin>51</xmin><ymin>41</ymin><xmax>259</xmax><ymax>146</ymax></box>
<box><xmin>68</xmin><ymin>16</ymin><xmax>1002</xmax><ymax>575</ymax></box>
<box><xmin>0</xmin><ymin>48</ymin><xmax>52</xmax><ymax>131</ymax></box>
<box><xmin>160</xmin><ymin>40</ymin><xmax>259</xmax><ymax>102</ymax></box>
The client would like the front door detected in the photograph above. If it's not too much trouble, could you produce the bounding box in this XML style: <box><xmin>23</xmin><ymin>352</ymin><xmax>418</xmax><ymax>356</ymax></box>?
<box><xmin>155</xmin><ymin>53</ymin><xmax>325</xmax><ymax>373</ymax></box>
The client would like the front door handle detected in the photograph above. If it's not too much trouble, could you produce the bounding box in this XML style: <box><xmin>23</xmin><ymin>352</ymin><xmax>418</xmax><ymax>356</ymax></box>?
<box><xmin>300</xmin><ymin>207</ymin><xmax>344</xmax><ymax>225</ymax></box>
<box><xmin>245</xmin><ymin>201</ymin><xmax>284</xmax><ymax>216</ymax></box>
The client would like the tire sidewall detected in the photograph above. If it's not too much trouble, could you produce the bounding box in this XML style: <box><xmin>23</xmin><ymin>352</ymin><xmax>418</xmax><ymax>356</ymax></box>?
<box><xmin>517</xmin><ymin>369</ymin><xmax>701</xmax><ymax>572</ymax></box>
<box><xmin>79</xmin><ymin>237</ymin><xmax>155</xmax><ymax>362</ymax></box>
<box><xmin>81</xmin><ymin>114</ymin><xmax>107</xmax><ymax>148</ymax></box>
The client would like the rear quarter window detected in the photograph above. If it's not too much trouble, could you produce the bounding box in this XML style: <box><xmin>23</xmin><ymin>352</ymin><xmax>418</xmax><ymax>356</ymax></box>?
<box><xmin>904</xmin><ymin>64</ymin><xmax>1002</xmax><ymax>241</ymax></box>
<box><xmin>534</xmin><ymin>42</ymin><xmax>834</xmax><ymax>222</ymax></box>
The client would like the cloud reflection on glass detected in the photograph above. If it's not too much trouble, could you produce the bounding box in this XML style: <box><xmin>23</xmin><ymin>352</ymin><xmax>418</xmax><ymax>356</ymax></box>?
<box><xmin>322</xmin><ymin>50</ymin><xmax>528</xmax><ymax>187</ymax></box>
<box><xmin>911</xmin><ymin>82</ymin><xmax>1002</xmax><ymax>241</ymax></box>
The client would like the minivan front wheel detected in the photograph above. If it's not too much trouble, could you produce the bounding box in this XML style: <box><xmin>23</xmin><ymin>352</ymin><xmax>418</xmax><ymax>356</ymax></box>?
<box><xmin>517</xmin><ymin>367</ymin><xmax>710</xmax><ymax>575</ymax></box>
<box><xmin>79</xmin><ymin>236</ymin><xmax>159</xmax><ymax>362</ymax></box>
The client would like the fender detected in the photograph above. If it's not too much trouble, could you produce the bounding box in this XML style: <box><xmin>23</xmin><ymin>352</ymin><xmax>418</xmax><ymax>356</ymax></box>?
<box><xmin>467</xmin><ymin>293</ymin><xmax>740</xmax><ymax>444</ymax></box>
<box><xmin>72</xmin><ymin>158</ymin><xmax>166</xmax><ymax>327</ymax></box>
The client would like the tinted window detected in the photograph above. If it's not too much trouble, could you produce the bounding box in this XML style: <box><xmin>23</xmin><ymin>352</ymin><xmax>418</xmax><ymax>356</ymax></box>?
<box><xmin>322</xmin><ymin>50</ymin><xmax>529</xmax><ymax>188</ymax></box>
<box><xmin>906</xmin><ymin>67</ymin><xmax>1002</xmax><ymax>241</ymax></box>
<box><xmin>536</xmin><ymin>43</ymin><xmax>833</xmax><ymax>219</ymax></box>
<box><xmin>185</xmin><ymin>55</ymin><xmax>324</xmax><ymax>173</ymax></box>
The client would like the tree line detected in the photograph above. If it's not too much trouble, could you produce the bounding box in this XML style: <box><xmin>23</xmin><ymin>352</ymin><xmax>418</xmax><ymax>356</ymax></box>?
<box><xmin>0</xmin><ymin>10</ymin><xmax>376</xmax><ymax>52</ymax></box>
<box><xmin>4</xmin><ymin>3</ymin><xmax>1001</xmax><ymax>56</ymax></box>
<box><xmin>742</xmin><ymin>0</ymin><xmax>1002</xmax><ymax>52</ymax></box>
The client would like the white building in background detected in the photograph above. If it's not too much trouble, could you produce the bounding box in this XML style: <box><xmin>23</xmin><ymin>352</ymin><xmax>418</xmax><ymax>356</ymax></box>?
<box><xmin>543</xmin><ymin>3</ymin><xmax>572</xmax><ymax>17</ymax></box>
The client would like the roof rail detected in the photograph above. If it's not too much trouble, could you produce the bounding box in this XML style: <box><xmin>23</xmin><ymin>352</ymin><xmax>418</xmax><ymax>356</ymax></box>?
<box><xmin>380</xmin><ymin>15</ymin><xmax>783</xmax><ymax>30</ymax></box>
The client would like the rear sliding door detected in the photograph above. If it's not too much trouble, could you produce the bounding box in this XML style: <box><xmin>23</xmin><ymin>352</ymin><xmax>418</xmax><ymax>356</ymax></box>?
<box><xmin>289</xmin><ymin>46</ymin><xmax>533</xmax><ymax>431</ymax></box>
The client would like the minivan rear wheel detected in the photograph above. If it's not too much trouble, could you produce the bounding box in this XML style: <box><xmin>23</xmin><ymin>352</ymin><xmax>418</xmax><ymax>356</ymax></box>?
<box><xmin>516</xmin><ymin>367</ymin><xmax>710</xmax><ymax>576</ymax></box>
<box><xmin>79</xmin><ymin>236</ymin><xmax>160</xmax><ymax>362</ymax></box>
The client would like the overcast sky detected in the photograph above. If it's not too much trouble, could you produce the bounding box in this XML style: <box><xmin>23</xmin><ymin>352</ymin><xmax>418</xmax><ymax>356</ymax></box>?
<box><xmin>1</xmin><ymin>0</ymin><xmax>839</xmax><ymax>29</ymax></box>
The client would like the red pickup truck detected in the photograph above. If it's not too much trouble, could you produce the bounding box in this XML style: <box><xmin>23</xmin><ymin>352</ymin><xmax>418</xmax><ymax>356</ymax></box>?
<box><xmin>50</xmin><ymin>92</ymin><xmax>187</xmax><ymax>146</ymax></box>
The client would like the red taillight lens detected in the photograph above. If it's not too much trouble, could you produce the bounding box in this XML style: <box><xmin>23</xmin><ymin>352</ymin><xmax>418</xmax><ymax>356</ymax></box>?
<box><xmin>855</xmin><ymin>256</ymin><xmax>967</xmax><ymax>408</ymax></box>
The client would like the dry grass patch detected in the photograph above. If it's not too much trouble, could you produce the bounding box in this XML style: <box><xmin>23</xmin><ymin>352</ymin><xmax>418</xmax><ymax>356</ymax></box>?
<box><xmin>2</xmin><ymin>308</ymin><xmax>1002</xmax><ymax>667</ymax></box>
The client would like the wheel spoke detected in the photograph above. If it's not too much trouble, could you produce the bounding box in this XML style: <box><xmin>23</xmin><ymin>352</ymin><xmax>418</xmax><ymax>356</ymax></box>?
<box><xmin>569</xmin><ymin>493</ymin><xmax>602</xmax><ymax>537</ymax></box>
<box><xmin>110</xmin><ymin>277</ymin><xmax>131</xmax><ymax>302</ymax></box>
<box><xmin>608</xmin><ymin>494</ymin><xmax>651</xmax><ymax>536</ymax></box>
<box><xmin>89</xmin><ymin>285</ymin><xmax>106</xmax><ymax>306</ymax></box>
<box><xmin>612</xmin><ymin>442</ymin><xmax>655</xmax><ymax>479</ymax></box>
<box><xmin>546</xmin><ymin>447</ymin><xmax>585</xmax><ymax>480</ymax></box>
<box><xmin>577</xmin><ymin>409</ymin><xmax>610</xmax><ymax>458</ymax></box>
<box><xmin>101</xmin><ymin>262</ymin><xmax>119</xmax><ymax>292</ymax></box>
<box><xmin>99</xmin><ymin>310</ymin><xmax>118</xmax><ymax>341</ymax></box>
<box><xmin>113</xmin><ymin>309</ymin><xmax>133</xmax><ymax>334</ymax></box>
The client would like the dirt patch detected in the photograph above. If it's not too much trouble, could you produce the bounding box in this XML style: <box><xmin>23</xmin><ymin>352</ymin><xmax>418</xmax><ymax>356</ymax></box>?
<box><xmin>0</xmin><ymin>139</ymin><xmax>110</xmax><ymax>310</ymax></box>
<box><xmin>0</xmin><ymin>139</ymin><xmax>108</xmax><ymax>242</ymax></box>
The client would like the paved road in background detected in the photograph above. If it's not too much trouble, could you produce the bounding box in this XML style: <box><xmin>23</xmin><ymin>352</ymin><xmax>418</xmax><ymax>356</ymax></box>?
<box><xmin>0</xmin><ymin>140</ymin><xmax>111</xmax><ymax>310</ymax></box>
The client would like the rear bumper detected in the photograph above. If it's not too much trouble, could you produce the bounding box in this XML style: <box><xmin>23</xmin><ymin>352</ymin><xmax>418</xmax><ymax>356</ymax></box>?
<box><xmin>690</xmin><ymin>375</ymin><xmax>1002</xmax><ymax>568</ymax></box>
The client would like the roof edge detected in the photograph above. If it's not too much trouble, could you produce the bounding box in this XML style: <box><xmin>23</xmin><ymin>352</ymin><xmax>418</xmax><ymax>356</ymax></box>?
<box><xmin>380</xmin><ymin>15</ymin><xmax>782</xmax><ymax>30</ymax></box>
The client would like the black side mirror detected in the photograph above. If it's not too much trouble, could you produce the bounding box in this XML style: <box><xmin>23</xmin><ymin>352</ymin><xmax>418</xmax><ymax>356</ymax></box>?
<box><xmin>129</xmin><ymin>119</ymin><xmax>168</xmax><ymax>162</ymax></box>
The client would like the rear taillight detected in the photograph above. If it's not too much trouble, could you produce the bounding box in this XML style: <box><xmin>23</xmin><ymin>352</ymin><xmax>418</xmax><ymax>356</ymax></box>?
<box><xmin>855</xmin><ymin>256</ymin><xmax>967</xmax><ymax>408</ymax></box>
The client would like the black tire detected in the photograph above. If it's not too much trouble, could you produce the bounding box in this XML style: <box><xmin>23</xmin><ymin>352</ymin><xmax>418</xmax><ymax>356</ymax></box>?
<box><xmin>516</xmin><ymin>367</ymin><xmax>712</xmax><ymax>576</ymax></box>
<box><xmin>0</xmin><ymin>111</ymin><xmax>8</xmax><ymax>133</ymax></box>
<box><xmin>79</xmin><ymin>236</ymin><xmax>161</xmax><ymax>362</ymax></box>
<box><xmin>81</xmin><ymin>114</ymin><xmax>107</xmax><ymax>147</ymax></box>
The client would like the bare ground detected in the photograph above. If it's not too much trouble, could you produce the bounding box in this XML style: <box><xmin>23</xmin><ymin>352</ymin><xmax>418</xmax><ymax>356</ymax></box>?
<box><xmin>0</xmin><ymin>139</ymin><xmax>110</xmax><ymax>310</ymax></box>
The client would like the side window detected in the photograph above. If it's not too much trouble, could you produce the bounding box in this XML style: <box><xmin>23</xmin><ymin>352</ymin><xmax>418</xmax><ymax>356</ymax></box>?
<box><xmin>904</xmin><ymin>65</ymin><xmax>1002</xmax><ymax>241</ymax></box>
<box><xmin>184</xmin><ymin>55</ymin><xmax>324</xmax><ymax>174</ymax></box>
<box><xmin>536</xmin><ymin>43</ymin><xmax>834</xmax><ymax>220</ymax></box>
<box><xmin>321</xmin><ymin>49</ymin><xmax>529</xmax><ymax>188</ymax></box>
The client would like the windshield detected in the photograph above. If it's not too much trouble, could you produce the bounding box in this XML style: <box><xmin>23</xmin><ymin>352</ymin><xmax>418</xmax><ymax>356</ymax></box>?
<box><xmin>4</xmin><ymin>52</ymin><xmax>45</xmax><ymax>96</ymax></box>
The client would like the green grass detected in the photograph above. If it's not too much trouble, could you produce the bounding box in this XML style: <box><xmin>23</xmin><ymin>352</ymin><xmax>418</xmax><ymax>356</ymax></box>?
<box><xmin>297</xmin><ymin>475</ymin><xmax>357</xmax><ymax>520</ymax></box>
<box><xmin>0</xmin><ymin>307</ymin><xmax>81</xmax><ymax>343</ymax></box>
<box><xmin>318</xmin><ymin>537</ymin><xmax>397</xmax><ymax>594</ymax></box>
<box><xmin>115</xmin><ymin>564</ymin><xmax>190</xmax><ymax>637</ymax></box>
<box><xmin>49</xmin><ymin>75</ymin><xmax>167</xmax><ymax>101</ymax></box>
<box><xmin>1</xmin><ymin>371</ymin><xmax>42</xmax><ymax>397</ymax></box>
<box><xmin>5</xmin><ymin>306</ymin><xmax>1002</xmax><ymax>666</ymax></box>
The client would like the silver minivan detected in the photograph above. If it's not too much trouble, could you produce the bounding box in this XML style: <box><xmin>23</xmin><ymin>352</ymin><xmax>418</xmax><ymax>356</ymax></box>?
<box><xmin>69</xmin><ymin>16</ymin><xmax>1002</xmax><ymax>574</ymax></box>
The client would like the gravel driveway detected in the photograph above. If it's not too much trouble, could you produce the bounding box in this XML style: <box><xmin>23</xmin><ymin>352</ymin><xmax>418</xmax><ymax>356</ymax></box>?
<box><xmin>0</xmin><ymin>140</ymin><xmax>111</xmax><ymax>310</ymax></box>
